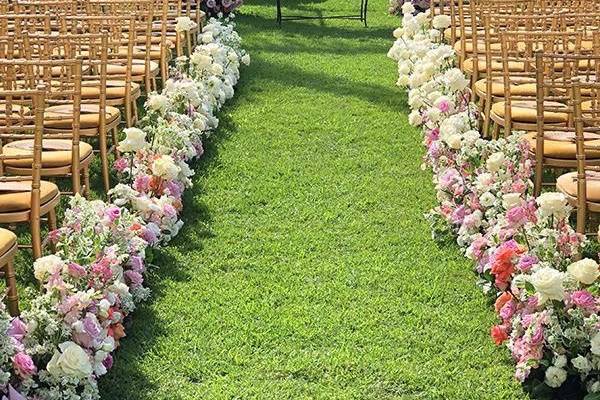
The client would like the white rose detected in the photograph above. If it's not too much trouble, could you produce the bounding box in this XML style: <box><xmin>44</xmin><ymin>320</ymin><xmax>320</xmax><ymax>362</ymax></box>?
<box><xmin>502</xmin><ymin>193</ymin><xmax>522</xmax><ymax>209</ymax></box>
<box><xmin>201</xmin><ymin>32</ymin><xmax>214</xmax><ymax>44</ymax></box>
<box><xmin>545</xmin><ymin>366</ymin><xmax>567</xmax><ymax>388</ymax></box>
<box><xmin>146</xmin><ymin>94</ymin><xmax>169</xmax><ymax>114</ymax></box>
<box><xmin>408</xmin><ymin>110</ymin><xmax>422</xmax><ymax>126</ymax></box>
<box><xmin>444</xmin><ymin>68</ymin><xmax>469</xmax><ymax>92</ymax></box>
<box><xmin>175</xmin><ymin>16</ymin><xmax>196</xmax><ymax>32</ymax></box>
<box><xmin>33</xmin><ymin>255</ymin><xmax>66</xmax><ymax>282</ymax></box>
<box><xmin>392</xmin><ymin>27</ymin><xmax>404</xmax><ymax>39</ymax></box>
<box><xmin>445</xmin><ymin>134</ymin><xmax>462</xmax><ymax>150</ymax></box>
<box><xmin>567</xmin><ymin>258</ymin><xmax>600</xmax><ymax>285</ymax></box>
<box><xmin>47</xmin><ymin>341</ymin><xmax>93</xmax><ymax>379</ymax></box>
<box><xmin>462</xmin><ymin>130</ymin><xmax>480</xmax><ymax>145</ymax></box>
<box><xmin>554</xmin><ymin>354</ymin><xmax>567</xmax><ymax>368</ymax></box>
<box><xmin>572</xmin><ymin>355</ymin><xmax>592</xmax><ymax>373</ymax></box>
<box><xmin>401</xmin><ymin>2</ymin><xmax>415</xmax><ymax>14</ymax></box>
<box><xmin>432</xmin><ymin>14</ymin><xmax>451</xmax><ymax>29</ymax></box>
<box><xmin>479</xmin><ymin>192</ymin><xmax>496</xmax><ymax>208</ymax></box>
<box><xmin>151</xmin><ymin>155</ymin><xmax>180</xmax><ymax>181</ymax></box>
<box><xmin>118</xmin><ymin>127</ymin><xmax>147</xmax><ymax>153</ymax></box>
<box><xmin>537</xmin><ymin>192</ymin><xmax>568</xmax><ymax>219</ymax></box>
<box><xmin>486</xmin><ymin>152</ymin><xmax>505</xmax><ymax>172</ymax></box>
<box><xmin>530</xmin><ymin>267</ymin><xmax>564</xmax><ymax>304</ymax></box>
<box><xmin>241</xmin><ymin>54</ymin><xmax>251</xmax><ymax>66</ymax></box>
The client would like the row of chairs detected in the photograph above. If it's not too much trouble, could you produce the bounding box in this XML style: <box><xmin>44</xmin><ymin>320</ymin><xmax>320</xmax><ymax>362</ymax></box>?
<box><xmin>0</xmin><ymin>0</ymin><xmax>205</xmax><ymax>315</ymax></box>
<box><xmin>428</xmin><ymin>0</ymin><xmax>600</xmax><ymax>236</ymax></box>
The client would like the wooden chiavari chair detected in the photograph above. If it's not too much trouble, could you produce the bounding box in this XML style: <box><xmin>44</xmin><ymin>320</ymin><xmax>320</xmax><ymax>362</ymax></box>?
<box><xmin>0</xmin><ymin>86</ymin><xmax>60</xmax><ymax>260</ymax></box>
<box><xmin>0</xmin><ymin>89</ymin><xmax>45</xmax><ymax>315</ymax></box>
<box><xmin>488</xmin><ymin>31</ymin><xmax>584</xmax><ymax>139</ymax></box>
<box><xmin>0</xmin><ymin>58</ymin><xmax>90</xmax><ymax>195</ymax></box>
<box><xmin>556</xmin><ymin>77</ymin><xmax>600</xmax><ymax>234</ymax></box>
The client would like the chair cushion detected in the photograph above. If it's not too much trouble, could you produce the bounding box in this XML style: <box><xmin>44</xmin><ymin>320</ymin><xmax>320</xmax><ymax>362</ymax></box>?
<box><xmin>524</xmin><ymin>132</ymin><xmax>600</xmax><ymax>159</ymax></box>
<box><xmin>491</xmin><ymin>101</ymin><xmax>569</xmax><ymax>123</ymax></box>
<box><xmin>0</xmin><ymin>228</ymin><xmax>16</xmax><ymax>256</ymax></box>
<box><xmin>106</xmin><ymin>60</ymin><xmax>159</xmax><ymax>76</ymax></box>
<box><xmin>454</xmin><ymin>40</ymin><xmax>500</xmax><ymax>54</ymax></box>
<box><xmin>81</xmin><ymin>81</ymin><xmax>141</xmax><ymax>99</ymax></box>
<box><xmin>557</xmin><ymin>171</ymin><xmax>600</xmax><ymax>202</ymax></box>
<box><xmin>0</xmin><ymin>180</ymin><xmax>59</xmax><ymax>213</ymax></box>
<box><xmin>474</xmin><ymin>77</ymin><xmax>537</xmax><ymax>97</ymax></box>
<box><xmin>44</xmin><ymin>104</ymin><xmax>121</xmax><ymax>129</ymax></box>
<box><xmin>2</xmin><ymin>139</ymin><xmax>94</xmax><ymax>168</ymax></box>
<box><xmin>462</xmin><ymin>57</ymin><xmax>525</xmax><ymax>74</ymax></box>
<box><xmin>0</xmin><ymin>104</ymin><xmax>30</xmax><ymax>119</ymax></box>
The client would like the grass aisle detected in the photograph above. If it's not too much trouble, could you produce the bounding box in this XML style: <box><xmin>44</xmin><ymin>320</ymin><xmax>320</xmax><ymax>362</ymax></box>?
<box><xmin>100</xmin><ymin>1</ymin><xmax>528</xmax><ymax>398</ymax></box>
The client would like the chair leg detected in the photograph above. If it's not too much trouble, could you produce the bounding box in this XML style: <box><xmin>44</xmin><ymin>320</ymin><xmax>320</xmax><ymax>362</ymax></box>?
<box><xmin>83</xmin><ymin>166</ymin><xmax>91</xmax><ymax>198</ymax></box>
<box><xmin>125</xmin><ymin>100</ymin><xmax>133</xmax><ymax>128</ymax></box>
<box><xmin>112</xmin><ymin>127</ymin><xmax>121</xmax><ymax>158</ymax></box>
<box><xmin>30</xmin><ymin>213</ymin><xmax>42</xmax><ymax>260</ymax></box>
<box><xmin>4</xmin><ymin>260</ymin><xmax>19</xmax><ymax>317</ymax></box>
<box><xmin>48</xmin><ymin>207</ymin><xmax>57</xmax><ymax>252</ymax></box>
<box><xmin>99</xmin><ymin>132</ymin><xmax>111</xmax><ymax>193</ymax></box>
<box><xmin>491</xmin><ymin>122</ymin><xmax>500</xmax><ymax>140</ymax></box>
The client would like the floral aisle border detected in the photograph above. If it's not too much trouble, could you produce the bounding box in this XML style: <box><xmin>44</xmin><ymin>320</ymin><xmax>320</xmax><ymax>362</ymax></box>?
<box><xmin>0</xmin><ymin>16</ymin><xmax>249</xmax><ymax>400</ymax></box>
<box><xmin>388</xmin><ymin>5</ymin><xmax>600</xmax><ymax>398</ymax></box>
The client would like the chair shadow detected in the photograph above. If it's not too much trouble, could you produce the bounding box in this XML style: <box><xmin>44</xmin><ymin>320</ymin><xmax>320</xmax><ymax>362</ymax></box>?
<box><xmin>98</xmin><ymin>96</ymin><xmax>242</xmax><ymax>399</ymax></box>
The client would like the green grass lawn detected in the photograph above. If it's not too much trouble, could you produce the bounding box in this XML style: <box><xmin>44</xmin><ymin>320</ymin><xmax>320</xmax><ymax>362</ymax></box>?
<box><xmin>97</xmin><ymin>1</ymin><xmax>530</xmax><ymax>398</ymax></box>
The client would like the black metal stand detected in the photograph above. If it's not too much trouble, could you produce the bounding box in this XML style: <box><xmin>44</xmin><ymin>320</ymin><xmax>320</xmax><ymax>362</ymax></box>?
<box><xmin>276</xmin><ymin>0</ymin><xmax>369</xmax><ymax>27</ymax></box>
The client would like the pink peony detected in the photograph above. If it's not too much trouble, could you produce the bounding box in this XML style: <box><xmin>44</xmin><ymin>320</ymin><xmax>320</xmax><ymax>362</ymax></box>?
<box><xmin>67</xmin><ymin>262</ymin><xmax>87</xmax><ymax>278</ymax></box>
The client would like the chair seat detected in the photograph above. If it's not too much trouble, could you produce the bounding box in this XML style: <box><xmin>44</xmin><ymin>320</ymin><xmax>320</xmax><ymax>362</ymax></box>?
<box><xmin>444</xmin><ymin>25</ymin><xmax>478</xmax><ymax>41</ymax></box>
<box><xmin>462</xmin><ymin>57</ymin><xmax>525</xmax><ymax>74</ymax></box>
<box><xmin>2</xmin><ymin>139</ymin><xmax>94</xmax><ymax>168</ymax></box>
<box><xmin>0</xmin><ymin>181</ymin><xmax>59</xmax><ymax>213</ymax></box>
<box><xmin>474</xmin><ymin>77</ymin><xmax>536</xmax><ymax>97</ymax></box>
<box><xmin>106</xmin><ymin>60</ymin><xmax>159</xmax><ymax>76</ymax></box>
<box><xmin>0</xmin><ymin>228</ymin><xmax>16</xmax><ymax>256</ymax></box>
<box><xmin>491</xmin><ymin>101</ymin><xmax>569</xmax><ymax>123</ymax></box>
<box><xmin>524</xmin><ymin>132</ymin><xmax>600</xmax><ymax>159</ymax></box>
<box><xmin>117</xmin><ymin>46</ymin><xmax>163</xmax><ymax>60</ymax></box>
<box><xmin>81</xmin><ymin>81</ymin><xmax>141</xmax><ymax>99</ymax></box>
<box><xmin>44</xmin><ymin>104</ymin><xmax>121</xmax><ymax>129</ymax></box>
<box><xmin>0</xmin><ymin>103</ymin><xmax>30</xmax><ymax>119</ymax></box>
<box><xmin>557</xmin><ymin>172</ymin><xmax>600</xmax><ymax>202</ymax></box>
<box><xmin>454</xmin><ymin>40</ymin><xmax>500</xmax><ymax>54</ymax></box>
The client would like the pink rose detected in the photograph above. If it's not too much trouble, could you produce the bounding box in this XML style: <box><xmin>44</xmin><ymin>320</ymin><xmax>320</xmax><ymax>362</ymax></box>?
<box><xmin>12</xmin><ymin>352</ymin><xmax>37</xmax><ymax>377</ymax></box>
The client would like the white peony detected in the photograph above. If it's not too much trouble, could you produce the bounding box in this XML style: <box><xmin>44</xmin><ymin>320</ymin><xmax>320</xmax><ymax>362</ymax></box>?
<box><xmin>432</xmin><ymin>15</ymin><xmax>452</xmax><ymax>29</ymax></box>
<box><xmin>393</xmin><ymin>27</ymin><xmax>404</xmax><ymax>39</ymax></box>
<box><xmin>536</xmin><ymin>192</ymin><xmax>568</xmax><ymax>219</ymax></box>
<box><xmin>567</xmin><ymin>258</ymin><xmax>600</xmax><ymax>285</ymax></box>
<box><xmin>33</xmin><ymin>255</ymin><xmax>66</xmax><ymax>282</ymax></box>
<box><xmin>151</xmin><ymin>155</ymin><xmax>180</xmax><ymax>181</ymax></box>
<box><xmin>530</xmin><ymin>267</ymin><xmax>564</xmax><ymax>304</ymax></box>
<box><xmin>47</xmin><ymin>341</ymin><xmax>93</xmax><ymax>379</ymax></box>
<box><xmin>118</xmin><ymin>127</ymin><xmax>147</xmax><ymax>153</ymax></box>
<box><xmin>554</xmin><ymin>354</ymin><xmax>567</xmax><ymax>368</ymax></box>
<box><xmin>545</xmin><ymin>366</ymin><xmax>567</xmax><ymax>388</ymax></box>
<box><xmin>486</xmin><ymin>152</ymin><xmax>505</xmax><ymax>172</ymax></box>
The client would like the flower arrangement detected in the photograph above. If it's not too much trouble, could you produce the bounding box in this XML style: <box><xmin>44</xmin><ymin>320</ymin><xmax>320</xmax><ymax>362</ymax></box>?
<box><xmin>201</xmin><ymin>0</ymin><xmax>243</xmax><ymax>18</ymax></box>
<box><xmin>389</xmin><ymin>8</ymin><xmax>600</xmax><ymax>398</ymax></box>
<box><xmin>0</xmin><ymin>17</ymin><xmax>248</xmax><ymax>400</ymax></box>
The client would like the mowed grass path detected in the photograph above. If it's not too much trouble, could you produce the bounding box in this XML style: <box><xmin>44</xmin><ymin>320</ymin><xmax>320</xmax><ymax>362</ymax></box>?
<box><xmin>100</xmin><ymin>1</ymin><xmax>528</xmax><ymax>398</ymax></box>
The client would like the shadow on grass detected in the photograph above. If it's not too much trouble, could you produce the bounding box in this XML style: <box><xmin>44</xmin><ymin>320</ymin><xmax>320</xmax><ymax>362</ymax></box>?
<box><xmin>98</xmin><ymin>101</ymin><xmax>242</xmax><ymax>400</ymax></box>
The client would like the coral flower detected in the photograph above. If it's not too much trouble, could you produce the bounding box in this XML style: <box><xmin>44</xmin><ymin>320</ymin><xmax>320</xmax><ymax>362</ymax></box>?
<box><xmin>491</xmin><ymin>325</ymin><xmax>509</xmax><ymax>345</ymax></box>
